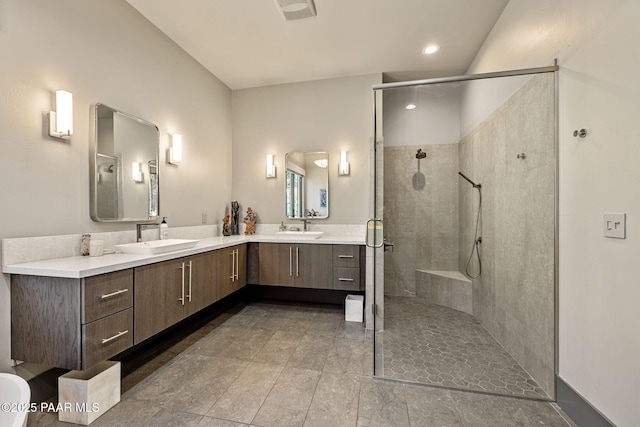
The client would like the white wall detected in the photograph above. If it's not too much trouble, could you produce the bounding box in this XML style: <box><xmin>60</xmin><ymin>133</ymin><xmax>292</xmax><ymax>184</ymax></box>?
<box><xmin>231</xmin><ymin>74</ymin><xmax>381</xmax><ymax>225</ymax></box>
<box><xmin>382</xmin><ymin>84</ymin><xmax>462</xmax><ymax>147</ymax></box>
<box><xmin>0</xmin><ymin>0</ymin><xmax>232</xmax><ymax>373</ymax></box>
<box><xmin>469</xmin><ymin>1</ymin><xmax>640</xmax><ymax>425</ymax></box>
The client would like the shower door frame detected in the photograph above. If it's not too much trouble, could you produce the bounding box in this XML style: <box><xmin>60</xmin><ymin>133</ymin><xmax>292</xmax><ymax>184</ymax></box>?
<box><xmin>370</xmin><ymin>62</ymin><xmax>560</xmax><ymax>398</ymax></box>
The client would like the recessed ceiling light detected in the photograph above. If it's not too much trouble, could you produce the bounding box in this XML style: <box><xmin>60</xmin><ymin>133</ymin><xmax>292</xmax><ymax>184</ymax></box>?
<box><xmin>406</xmin><ymin>104</ymin><xmax>416</xmax><ymax>110</ymax></box>
<box><xmin>423</xmin><ymin>44</ymin><xmax>440</xmax><ymax>55</ymax></box>
<box><xmin>314</xmin><ymin>159</ymin><xmax>328</xmax><ymax>168</ymax></box>
<box><xmin>273</xmin><ymin>0</ymin><xmax>317</xmax><ymax>21</ymax></box>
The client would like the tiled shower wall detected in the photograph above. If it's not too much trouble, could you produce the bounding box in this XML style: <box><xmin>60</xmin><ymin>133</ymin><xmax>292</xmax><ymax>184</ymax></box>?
<box><xmin>383</xmin><ymin>144</ymin><xmax>459</xmax><ymax>296</ymax></box>
<box><xmin>458</xmin><ymin>73</ymin><xmax>555</xmax><ymax>396</ymax></box>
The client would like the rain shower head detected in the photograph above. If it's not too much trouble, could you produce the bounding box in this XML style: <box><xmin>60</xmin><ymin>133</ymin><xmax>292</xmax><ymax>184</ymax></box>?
<box><xmin>458</xmin><ymin>171</ymin><xmax>481</xmax><ymax>188</ymax></box>
<box><xmin>416</xmin><ymin>149</ymin><xmax>427</xmax><ymax>159</ymax></box>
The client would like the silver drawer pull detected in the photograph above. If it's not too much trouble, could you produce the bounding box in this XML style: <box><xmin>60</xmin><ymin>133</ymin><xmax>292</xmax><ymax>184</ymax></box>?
<box><xmin>338</xmin><ymin>278</ymin><xmax>355</xmax><ymax>282</ymax></box>
<box><xmin>100</xmin><ymin>289</ymin><xmax>129</xmax><ymax>299</ymax></box>
<box><xmin>338</xmin><ymin>255</ymin><xmax>354</xmax><ymax>258</ymax></box>
<box><xmin>101</xmin><ymin>330</ymin><xmax>129</xmax><ymax>344</ymax></box>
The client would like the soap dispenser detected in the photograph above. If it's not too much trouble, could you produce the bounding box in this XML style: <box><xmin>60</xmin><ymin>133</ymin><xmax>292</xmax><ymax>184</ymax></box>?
<box><xmin>160</xmin><ymin>217</ymin><xmax>169</xmax><ymax>240</ymax></box>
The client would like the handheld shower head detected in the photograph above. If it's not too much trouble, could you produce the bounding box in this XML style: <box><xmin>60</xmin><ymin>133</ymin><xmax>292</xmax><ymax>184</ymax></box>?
<box><xmin>458</xmin><ymin>171</ymin><xmax>481</xmax><ymax>188</ymax></box>
<box><xmin>416</xmin><ymin>149</ymin><xmax>427</xmax><ymax>159</ymax></box>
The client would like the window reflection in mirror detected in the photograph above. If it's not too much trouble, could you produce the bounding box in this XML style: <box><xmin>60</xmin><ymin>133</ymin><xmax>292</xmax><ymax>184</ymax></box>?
<box><xmin>285</xmin><ymin>152</ymin><xmax>329</xmax><ymax>219</ymax></box>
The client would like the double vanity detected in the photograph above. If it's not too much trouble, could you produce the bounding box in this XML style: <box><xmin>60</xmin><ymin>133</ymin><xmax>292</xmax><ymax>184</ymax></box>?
<box><xmin>6</xmin><ymin>234</ymin><xmax>364</xmax><ymax>371</ymax></box>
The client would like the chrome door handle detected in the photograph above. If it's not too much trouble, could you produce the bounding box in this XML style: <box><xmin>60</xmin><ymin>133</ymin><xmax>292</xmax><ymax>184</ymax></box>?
<box><xmin>366</xmin><ymin>219</ymin><xmax>384</xmax><ymax>248</ymax></box>
<box><xmin>230</xmin><ymin>250</ymin><xmax>235</xmax><ymax>282</ymax></box>
<box><xmin>100</xmin><ymin>289</ymin><xmax>129</xmax><ymax>299</ymax></box>
<box><xmin>101</xmin><ymin>330</ymin><xmax>129</xmax><ymax>344</ymax></box>
<box><xmin>185</xmin><ymin>260</ymin><xmax>192</xmax><ymax>302</ymax></box>
<box><xmin>289</xmin><ymin>246</ymin><xmax>293</xmax><ymax>277</ymax></box>
<box><xmin>178</xmin><ymin>262</ymin><xmax>185</xmax><ymax>305</ymax></box>
<box><xmin>235</xmin><ymin>249</ymin><xmax>239</xmax><ymax>281</ymax></box>
<box><xmin>296</xmin><ymin>246</ymin><xmax>300</xmax><ymax>277</ymax></box>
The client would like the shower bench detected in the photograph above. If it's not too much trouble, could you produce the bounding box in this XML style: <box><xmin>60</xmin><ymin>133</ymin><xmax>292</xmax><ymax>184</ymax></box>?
<box><xmin>415</xmin><ymin>269</ymin><xmax>472</xmax><ymax>315</ymax></box>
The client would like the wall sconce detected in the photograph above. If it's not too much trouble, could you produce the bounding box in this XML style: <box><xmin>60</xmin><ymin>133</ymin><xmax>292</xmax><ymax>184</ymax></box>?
<box><xmin>48</xmin><ymin>90</ymin><xmax>73</xmax><ymax>139</ymax></box>
<box><xmin>339</xmin><ymin>150</ymin><xmax>350</xmax><ymax>176</ymax></box>
<box><xmin>266</xmin><ymin>154</ymin><xmax>276</xmax><ymax>178</ymax></box>
<box><xmin>132</xmin><ymin>161</ymin><xmax>143</xmax><ymax>182</ymax></box>
<box><xmin>168</xmin><ymin>134</ymin><xmax>183</xmax><ymax>164</ymax></box>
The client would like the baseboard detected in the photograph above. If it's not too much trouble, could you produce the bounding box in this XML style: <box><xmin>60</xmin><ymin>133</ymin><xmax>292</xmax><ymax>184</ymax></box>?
<box><xmin>246</xmin><ymin>284</ymin><xmax>361</xmax><ymax>305</ymax></box>
<box><xmin>556</xmin><ymin>376</ymin><xmax>615</xmax><ymax>427</ymax></box>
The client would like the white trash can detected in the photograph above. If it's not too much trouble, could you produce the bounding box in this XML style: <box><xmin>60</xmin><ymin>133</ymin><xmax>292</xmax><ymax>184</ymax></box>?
<box><xmin>345</xmin><ymin>294</ymin><xmax>364</xmax><ymax>322</ymax></box>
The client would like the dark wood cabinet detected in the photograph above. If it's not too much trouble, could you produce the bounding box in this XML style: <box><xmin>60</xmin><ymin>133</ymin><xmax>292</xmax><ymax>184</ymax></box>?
<box><xmin>134</xmin><ymin>259</ymin><xmax>184</xmax><ymax>345</ymax></box>
<box><xmin>134</xmin><ymin>251</ymin><xmax>218</xmax><ymax>344</ymax></box>
<box><xmin>183</xmin><ymin>251</ymin><xmax>217</xmax><ymax>317</ymax></box>
<box><xmin>257</xmin><ymin>243</ymin><xmax>363</xmax><ymax>291</ymax></box>
<box><xmin>332</xmin><ymin>245</ymin><xmax>364</xmax><ymax>291</ymax></box>
<box><xmin>9</xmin><ymin>241</ymin><xmax>358</xmax><ymax>371</ymax></box>
<box><xmin>258</xmin><ymin>243</ymin><xmax>332</xmax><ymax>289</ymax></box>
<box><xmin>217</xmin><ymin>244</ymin><xmax>247</xmax><ymax>299</ymax></box>
<box><xmin>295</xmin><ymin>243</ymin><xmax>332</xmax><ymax>288</ymax></box>
<box><xmin>258</xmin><ymin>242</ymin><xmax>295</xmax><ymax>287</ymax></box>
<box><xmin>11</xmin><ymin>269</ymin><xmax>134</xmax><ymax>370</ymax></box>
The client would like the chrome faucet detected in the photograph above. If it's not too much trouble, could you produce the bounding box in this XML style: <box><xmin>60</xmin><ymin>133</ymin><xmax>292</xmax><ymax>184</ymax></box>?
<box><xmin>301</xmin><ymin>219</ymin><xmax>310</xmax><ymax>231</ymax></box>
<box><xmin>136</xmin><ymin>222</ymin><xmax>160</xmax><ymax>242</ymax></box>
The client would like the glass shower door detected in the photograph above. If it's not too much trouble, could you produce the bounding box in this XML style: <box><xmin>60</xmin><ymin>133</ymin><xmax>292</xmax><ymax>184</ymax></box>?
<box><xmin>371</xmin><ymin>69</ymin><xmax>557</xmax><ymax>400</ymax></box>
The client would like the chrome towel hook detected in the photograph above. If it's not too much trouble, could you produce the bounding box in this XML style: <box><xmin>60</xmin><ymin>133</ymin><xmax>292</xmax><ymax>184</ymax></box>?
<box><xmin>573</xmin><ymin>129</ymin><xmax>588</xmax><ymax>138</ymax></box>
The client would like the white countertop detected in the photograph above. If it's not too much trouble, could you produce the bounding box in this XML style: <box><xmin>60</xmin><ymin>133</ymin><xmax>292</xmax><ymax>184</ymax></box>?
<box><xmin>2</xmin><ymin>234</ymin><xmax>365</xmax><ymax>279</ymax></box>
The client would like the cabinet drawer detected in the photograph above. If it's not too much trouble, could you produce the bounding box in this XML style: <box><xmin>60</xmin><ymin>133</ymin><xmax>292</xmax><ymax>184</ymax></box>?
<box><xmin>82</xmin><ymin>308</ymin><xmax>133</xmax><ymax>369</ymax></box>
<box><xmin>333</xmin><ymin>267</ymin><xmax>360</xmax><ymax>291</ymax></box>
<box><xmin>333</xmin><ymin>245</ymin><xmax>360</xmax><ymax>268</ymax></box>
<box><xmin>83</xmin><ymin>269</ymin><xmax>133</xmax><ymax>323</ymax></box>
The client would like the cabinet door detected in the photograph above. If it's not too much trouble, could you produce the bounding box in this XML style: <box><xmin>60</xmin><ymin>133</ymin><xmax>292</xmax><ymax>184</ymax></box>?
<box><xmin>332</xmin><ymin>245</ymin><xmax>360</xmax><ymax>268</ymax></box>
<box><xmin>134</xmin><ymin>259</ymin><xmax>184</xmax><ymax>345</ymax></box>
<box><xmin>83</xmin><ymin>269</ymin><xmax>133</xmax><ymax>324</ymax></box>
<box><xmin>82</xmin><ymin>308</ymin><xmax>133</xmax><ymax>369</ymax></box>
<box><xmin>259</xmin><ymin>243</ymin><xmax>295</xmax><ymax>286</ymax></box>
<box><xmin>332</xmin><ymin>267</ymin><xmax>361</xmax><ymax>291</ymax></box>
<box><xmin>216</xmin><ymin>245</ymin><xmax>247</xmax><ymax>299</ymax></box>
<box><xmin>295</xmin><ymin>244</ymin><xmax>333</xmax><ymax>289</ymax></box>
<box><xmin>184</xmin><ymin>251</ymin><xmax>217</xmax><ymax>317</ymax></box>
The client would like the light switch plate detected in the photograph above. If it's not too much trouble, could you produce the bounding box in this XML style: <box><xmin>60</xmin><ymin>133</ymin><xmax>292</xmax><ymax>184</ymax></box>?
<box><xmin>603</xmin><ymin>213</ymin><xmax>626</xmax><ymax>239</ymax></box>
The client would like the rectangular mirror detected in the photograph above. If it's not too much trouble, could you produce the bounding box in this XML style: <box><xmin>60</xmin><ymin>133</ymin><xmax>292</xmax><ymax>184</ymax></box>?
<box><xmin>90</xmin><ymin>104</ymin><xmax>159</xmax><ymax>222</ymax></box>
<box><xmin>285</xmin><ymin>152</ymin><xmax>329</xmax><ymax>219</ymax></box>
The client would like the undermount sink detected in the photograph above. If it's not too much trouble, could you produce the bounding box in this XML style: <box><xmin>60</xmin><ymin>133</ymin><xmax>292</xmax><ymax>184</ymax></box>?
<box><xmin>115</xmin><ymin>239</ymin><xmax>199</xmax><ymax>255</ymax></box>
<box><xmin>275</xmin><ymin>231</ymin><xmax>324</xmax><ymax>239</ymax></box>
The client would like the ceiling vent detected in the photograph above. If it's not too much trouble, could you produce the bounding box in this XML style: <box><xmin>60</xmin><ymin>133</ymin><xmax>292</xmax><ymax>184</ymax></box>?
<box><xmin>273</xmin><ymin>0</ymin><xmax>317</xmax><ymax>21</ymax></box>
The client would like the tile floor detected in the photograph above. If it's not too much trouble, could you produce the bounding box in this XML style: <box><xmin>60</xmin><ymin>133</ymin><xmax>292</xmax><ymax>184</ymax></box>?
<box><xmin>27</xmin><ymin>300</ymin><xmax>574</xmax><ymax>427</ymax></box>
<box><xmin>379</xmin><ymin>296</ymin><xmax>549</xmax><ymax>399</ymax></box>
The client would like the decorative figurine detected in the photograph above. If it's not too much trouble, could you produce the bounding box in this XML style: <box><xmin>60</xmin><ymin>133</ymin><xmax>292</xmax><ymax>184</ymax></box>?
<box><xmin>231</xmin><ymin>201</ymin><xmax>240</xmax><ymax>235</ymax></box>
<box><xmin>81</xmin><ymin>233</ymin><xmax>91</xmax><ymax>256</ymax></box>
<box><xmin>244</xmin><ymin>207</ymin><xmax>257</xmax><ymax>236</ymax></box>
<box><xmin>222</xmin><ymin>214</ymin><xmax>232</xmax><ymax>236</ymax></box>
